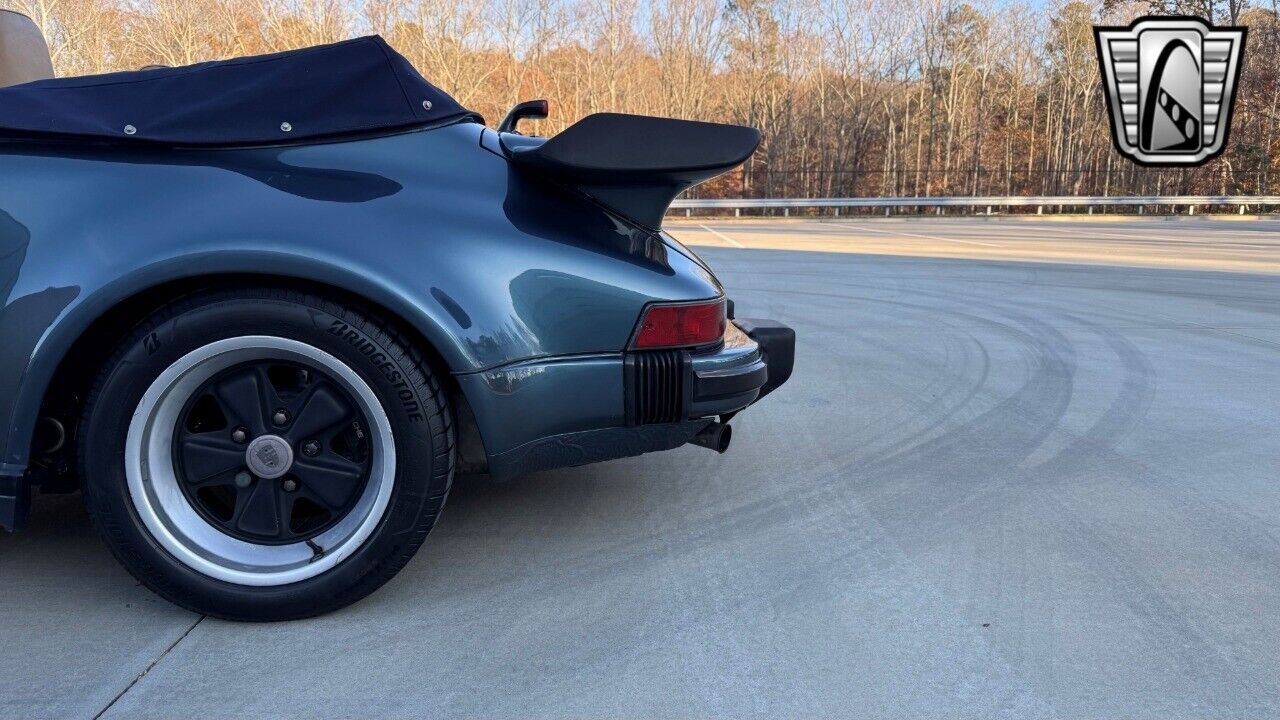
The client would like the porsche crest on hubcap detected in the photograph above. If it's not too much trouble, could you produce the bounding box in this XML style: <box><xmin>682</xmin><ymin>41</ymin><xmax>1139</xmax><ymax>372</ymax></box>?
<box><xmin>245</xmin><ymin>435</ymin><xmax>293</xmax><ymax>479</ymax></box>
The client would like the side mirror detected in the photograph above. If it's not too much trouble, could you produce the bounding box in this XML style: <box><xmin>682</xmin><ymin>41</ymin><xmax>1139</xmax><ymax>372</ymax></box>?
<box><xmin>498</xmin><ymin>99</ymin><xmax>549</xmax><ymax>134</ymax></box>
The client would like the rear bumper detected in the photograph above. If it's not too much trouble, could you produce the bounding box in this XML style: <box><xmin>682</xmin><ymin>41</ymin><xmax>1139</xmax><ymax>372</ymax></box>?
<box><xmin>469</xmin><ymin>317</ymin><xmax>794</xmax><ymax>481</ymax></box>
<box><xmin>687</xmin><ymin>318</ymin><xmax>794</xmax><ymax>418</ymax></box>
<box><xmin>622</xmin><ymin>317</ymin><xmax>793</xmax><ymax>425</ymax></box>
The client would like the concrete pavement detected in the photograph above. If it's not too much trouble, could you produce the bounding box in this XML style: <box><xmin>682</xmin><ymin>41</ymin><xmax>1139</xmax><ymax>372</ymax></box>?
<box><xmin>3</xmin><ymin>218</ymin><xmax>1279</xmax><ymax>718</ymax></box>
<box><xmin>672</xmin><ymin>216</ymin><xmax>1280</xmax><ymax>273</ymax></box>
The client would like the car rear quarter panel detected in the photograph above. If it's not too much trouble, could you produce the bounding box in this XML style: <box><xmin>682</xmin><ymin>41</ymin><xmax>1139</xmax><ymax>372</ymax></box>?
<box><xmin>0</xmin><ymin>122</ymin><xmax>720</xmax><ymax>472</ymax></box>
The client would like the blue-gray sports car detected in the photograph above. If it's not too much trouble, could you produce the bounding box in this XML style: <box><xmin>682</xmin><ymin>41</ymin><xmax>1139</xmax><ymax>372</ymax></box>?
<box><xmin>0</xmin><ymin>20</ymin><xmax>793</xmax><ymax>619</ymax></box>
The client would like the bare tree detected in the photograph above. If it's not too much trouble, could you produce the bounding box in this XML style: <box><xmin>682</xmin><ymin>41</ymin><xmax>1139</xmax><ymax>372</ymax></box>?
<box><xmin>4</xmin><ymin>0</ymin><xmax>1277</xmax><ymax>201</ymax></box>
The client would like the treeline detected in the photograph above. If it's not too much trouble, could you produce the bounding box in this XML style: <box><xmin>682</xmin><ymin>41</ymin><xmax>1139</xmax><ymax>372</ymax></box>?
<box><xmin>4</xmin><ymin>0</ymin><xmax>1279</xmax><ymax>198</ymax></box>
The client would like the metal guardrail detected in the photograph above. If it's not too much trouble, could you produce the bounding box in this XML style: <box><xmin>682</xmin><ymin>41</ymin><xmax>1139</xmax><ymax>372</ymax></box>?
<box><xmin>670</xmin><ymin>195</ymin><xmax>1280</xmax><ymax>215</ymax></box>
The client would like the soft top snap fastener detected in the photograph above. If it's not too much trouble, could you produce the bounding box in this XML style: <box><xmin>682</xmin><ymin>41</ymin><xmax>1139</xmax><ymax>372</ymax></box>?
<box><xmin>280</xmin><ymin>122</ymin><xmax>292</xmax><ymax>132</ymax></box>
<box><xmin>422</xmin><ymin>100</ymin><xmax>432</xmax><ymax>110</ymax></box>
<box><xmin>123</xmin><ymin>124</ymin><xmax>137</xmax><ymax>135</ymax></box>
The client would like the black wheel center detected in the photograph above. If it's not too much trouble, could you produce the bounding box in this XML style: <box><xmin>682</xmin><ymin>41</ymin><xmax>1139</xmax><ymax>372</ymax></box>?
<box><xmin>172</xmin><ymin>359</ymin><xmax>373</xmax><ymax>545</ymax></box>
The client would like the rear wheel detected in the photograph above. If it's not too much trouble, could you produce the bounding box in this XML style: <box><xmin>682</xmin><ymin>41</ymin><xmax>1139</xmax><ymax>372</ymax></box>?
<box><xmin>80</xmin><ymin>288</ymin><xmax>453</xmax><ymax>620</ymax></box>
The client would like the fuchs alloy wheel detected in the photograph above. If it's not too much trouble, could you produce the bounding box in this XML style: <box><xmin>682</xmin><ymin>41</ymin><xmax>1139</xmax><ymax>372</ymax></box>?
<box><xmin>131</xmin><ymin>337</ymin><xmax>394</xmax><ymax>585</ymax></box>
<box><xmin>80</xmin><ymin>288</ymin><xmax>454</xmax><ymax>620</ymax></box>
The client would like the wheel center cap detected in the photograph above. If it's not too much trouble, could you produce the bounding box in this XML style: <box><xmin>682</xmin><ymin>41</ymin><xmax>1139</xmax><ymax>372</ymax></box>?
<box><xmin>245</xmin><ymin>435</ymin><xmax>294</xmax><ymax>480</ymax></box>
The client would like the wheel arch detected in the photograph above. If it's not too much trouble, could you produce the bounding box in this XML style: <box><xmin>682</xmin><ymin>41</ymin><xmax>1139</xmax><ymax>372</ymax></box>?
<box><xmin>17</xmin><ymin>269</ymin><xmax>488</xmax><ymax>480</ymax></box>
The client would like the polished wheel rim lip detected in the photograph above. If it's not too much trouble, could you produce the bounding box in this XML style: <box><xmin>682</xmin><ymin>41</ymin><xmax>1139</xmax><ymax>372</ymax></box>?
<box><xmin>126</xmin><ymin>336</ymin><xmax>397</xmax><ymax>587</ymax></box>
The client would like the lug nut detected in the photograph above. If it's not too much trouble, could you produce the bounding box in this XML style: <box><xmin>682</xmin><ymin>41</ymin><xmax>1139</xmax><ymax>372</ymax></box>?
<box><xmin>302</xmin><ymin>440</ymin><xmax>321</xmax><ymax>457</ymax></box>
<box><xmin>234</xmin><ymin>471</ymin><xmax>252</xmax><ymax>488</ymax></box>
<box><xmin>272</xmin><ymin>409</ymin><xmax>290</xmax><ymax>426</ymax></box>
<box><xmin>231</xmin><ymin>427</ymin><xmax>248</xmax><ymax>443</ymax></box>
<box><xmin>281</xmin><ymin>478</ymin><xmax>299</xmax><ymax>493</ymax></box>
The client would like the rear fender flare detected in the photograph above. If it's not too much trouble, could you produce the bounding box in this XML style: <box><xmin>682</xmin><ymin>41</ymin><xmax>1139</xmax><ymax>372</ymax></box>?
<box><xmin>4</xmin><ymin>249</ymin><xmax>472</xmax><ymax>471</ymax></box>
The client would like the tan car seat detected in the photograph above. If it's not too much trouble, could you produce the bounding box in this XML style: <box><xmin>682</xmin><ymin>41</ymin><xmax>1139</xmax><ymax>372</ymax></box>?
<box><xmin>0</xmin><ymin>10</ymin><xmax>54</xmax><ymax>87</ymax></box>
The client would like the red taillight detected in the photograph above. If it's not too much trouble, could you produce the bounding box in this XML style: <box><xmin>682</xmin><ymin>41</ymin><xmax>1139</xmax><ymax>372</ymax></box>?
<box><xmin>632</xmin><ymin>299</ymin><xmax>726</xmax><ymax>349</ymax></box>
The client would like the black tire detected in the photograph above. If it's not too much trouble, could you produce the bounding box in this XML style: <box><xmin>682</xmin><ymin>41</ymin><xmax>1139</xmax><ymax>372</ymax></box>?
<box><xmin>79</xmin><ymin>287</ymin><xmax>454</xmax><ymax>621</ymax></box>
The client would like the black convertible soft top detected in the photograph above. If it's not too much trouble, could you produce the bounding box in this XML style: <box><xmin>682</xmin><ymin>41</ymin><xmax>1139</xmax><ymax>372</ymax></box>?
<box><xmin>0</xmin><ymin>36</ymin><xmax>478</xmax><ymax>145</ymax></box>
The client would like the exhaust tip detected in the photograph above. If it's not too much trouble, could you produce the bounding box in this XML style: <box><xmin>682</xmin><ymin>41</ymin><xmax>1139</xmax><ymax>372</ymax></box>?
<box><xmin>689</xmin><ymin>421</ymin><xmax>732</xmax><ymax>454</ymax></box>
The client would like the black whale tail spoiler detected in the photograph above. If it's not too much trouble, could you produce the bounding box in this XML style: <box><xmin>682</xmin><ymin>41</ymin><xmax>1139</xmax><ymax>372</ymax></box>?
<box><xmin>504</xmin><ymin>112</ymin><xmax>760</xmax><ymax>230</ymax></box>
